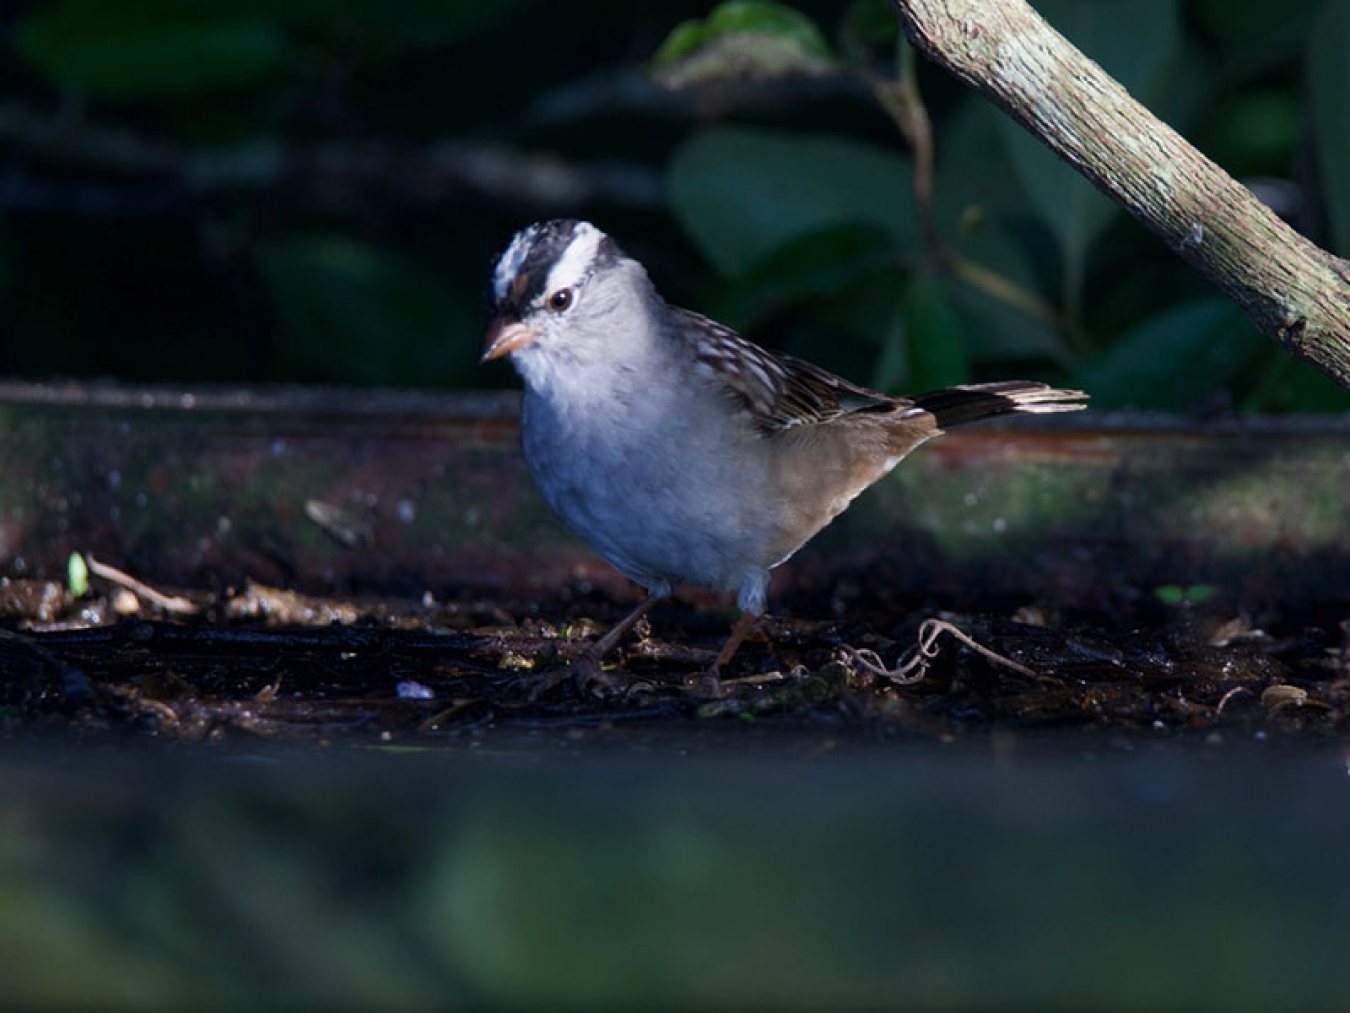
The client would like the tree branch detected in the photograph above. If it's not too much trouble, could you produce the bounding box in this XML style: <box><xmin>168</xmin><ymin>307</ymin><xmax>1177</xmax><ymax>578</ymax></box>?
<box><xmin>891</xmin><ymin>0</ymin><xmax>1350</xmax><ymax>390</ymax></box>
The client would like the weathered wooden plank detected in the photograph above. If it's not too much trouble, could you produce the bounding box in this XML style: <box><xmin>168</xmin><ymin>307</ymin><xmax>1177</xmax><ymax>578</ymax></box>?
<box><xmin>1</xmin><ymin>381</ymin><xmax>1345</xmax><ymax>607</ymax></box>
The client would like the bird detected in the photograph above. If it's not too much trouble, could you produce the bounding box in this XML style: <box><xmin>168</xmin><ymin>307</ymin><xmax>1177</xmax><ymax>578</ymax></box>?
<box><xmin>482</xmin><ymin>219</ymin><xmax>1086</xmax><ymax>684</ymax></box>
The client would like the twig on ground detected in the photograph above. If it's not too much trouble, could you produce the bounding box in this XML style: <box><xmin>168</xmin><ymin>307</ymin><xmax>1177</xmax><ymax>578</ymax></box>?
<box><xmin>84</xmin><ymin>556</ymin><xmax>200</xmax><ymax>615</ymax></box>
<box><xmin>843</xmin><ymin>617</ymin><xmax>1037</xmax><ymax>685</ymax></box>
<box><xmin>1214</xmin><ymin>685</ymin><xmax>1251</xmax><ymax>715</ymax></box>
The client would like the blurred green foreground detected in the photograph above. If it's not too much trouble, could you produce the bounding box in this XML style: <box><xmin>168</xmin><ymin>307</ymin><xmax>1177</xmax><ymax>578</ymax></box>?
<box><xmin>3</xmin><ymin>736</ymin><xmax>1347</xmax><ymax>1010</ymax></box>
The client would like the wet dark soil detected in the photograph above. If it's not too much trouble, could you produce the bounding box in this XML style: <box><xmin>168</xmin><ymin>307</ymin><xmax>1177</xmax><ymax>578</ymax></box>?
<box><xmin>2</xmin><ymin>571</ymin><xmax>1345</xmax><ymax>745</ymax></box>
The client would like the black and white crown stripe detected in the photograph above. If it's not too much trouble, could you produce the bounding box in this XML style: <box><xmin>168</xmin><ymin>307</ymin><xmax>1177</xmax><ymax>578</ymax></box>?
<box><xmin>492</xmin><ymin>219</ymin><xmax>613</xmax><ymax>311</ymax></box>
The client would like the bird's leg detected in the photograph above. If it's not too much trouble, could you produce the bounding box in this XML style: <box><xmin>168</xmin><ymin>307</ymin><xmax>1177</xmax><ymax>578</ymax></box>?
<box><xmin>586</xmin><ymin>593</ymin><xmax>663</xmax><ymax>661</ymax></box>
<box><xmin>564</xmin><ymin>593</ymin><xmax>664</xmax><ymax>696</ymax></box>
<box><xmin>685</xmin><ymin>610</ymin><xmax>759</xmax><ymax>700</ymax></box>
<box><xmin>712</xmin><ymin>609</ymin><xmax>759</xmax><ymax>674</ymax></box>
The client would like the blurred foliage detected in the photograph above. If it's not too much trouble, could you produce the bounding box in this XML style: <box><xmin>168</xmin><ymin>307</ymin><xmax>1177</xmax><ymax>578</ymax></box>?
<box><xmin>256</xmin><ymin>234</ymin><xmax>478</xmax><ymax>385</ymax></box>
<box><xmin>1</xmin><ymin>0</ymin><xmax>1348</xmax><ymax>411</ymax></box>
<box><xmin>993</xmin><ymin>0</ymin><xmax>1182</xmax><ymax>327</ymax></box>
<box><xmin>18</xmin><ymin>2</ymin><xmax>287</xmax><ymax>98</ymax></box>
<box><xmin>651</xmin><ymin>0</ymin><xmax>837</xmax><ymax>88</ymax></box>
<box><xmin>5</xmin><ymin>748</ymin><xmax>1350</xmax><ymax>1009</ymax></box>
<box><xmin>668</xmin><ymin>126</ymin><xmax>916</xmax><ymax>275</ymax></box>
<box><xmin>1309</xmin><ymin>0</ymin><xmax>1350</xmax><ymax>257</ymax></box>
<box><xmin>1074</xmin><ymin>299</ymin><xmax>1267</xmax><ymax>410</ymax></box>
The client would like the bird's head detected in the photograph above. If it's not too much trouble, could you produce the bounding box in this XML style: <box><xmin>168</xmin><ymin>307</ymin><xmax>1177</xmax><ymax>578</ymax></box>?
<box><xmin>482</xmin><ymin>219</ymin><xmax>654</xmax><ymax>376</ymax></box>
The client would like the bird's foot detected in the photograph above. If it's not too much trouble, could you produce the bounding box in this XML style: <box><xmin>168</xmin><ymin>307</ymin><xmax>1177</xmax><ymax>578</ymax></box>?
<box><xmin>522</xmin><ymin>657</ymin><xmax>622</xmax><ymax>701</ymax></box>
<box><xmin>520</xmin><ymin>665</ymin><xmax>571</xmax><ymax>702</ymax></box>
<box><xmin>684</xmin><ymin>667</ymin><xmax>726</xmax><ymax>700</ymax></box>
<box><xmin>567</xmin><ymin>652</ymin><xmax>632</xmax><ymax>699</ymax></box>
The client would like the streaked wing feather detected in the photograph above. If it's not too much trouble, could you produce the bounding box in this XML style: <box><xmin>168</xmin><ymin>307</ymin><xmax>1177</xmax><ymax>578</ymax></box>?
<box><xmin>678</xmin><ymin>309</ymin><xmax>900</xmax><ymax>433</ymax></box>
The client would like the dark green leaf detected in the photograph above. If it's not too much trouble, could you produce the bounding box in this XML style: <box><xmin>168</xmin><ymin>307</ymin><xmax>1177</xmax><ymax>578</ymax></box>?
<box><xmin>710</xmin><ymin>224</ymin><xmax>900</xmax><ymax>331</ymax></box>
<box><xmin>869</xmin><ymin>300</ymin><xmax>909</xmax><ymax>393</ymax></box>
<box><xmin>651</xmin><ymin>1</ymin><xmax>835</xmax><ymax>89</ymax></box>
<box><xmin>997</xmin><ymin>118</ymin><xmax>1116</xmax><ymax>299</ymax></box>
<box><xmin>1192</xmin><ymin>0</ymin><xmax>1323</xmax><ymax>80</ymax></box>
<box><xmin>1154</xmin><ymin>584</ymin><xmax>1216</xmax><ymax>606</ymax></box>
<box><xmin>899</xmin><ymin>275</ymin><xmax>970</xmax><ymax>392</ymax></box>
<box><xmin>933</xmin><ymin>102</ymin><xmax>1070</xmax><ymax>363</ymax></box>
<box><xmin>257</xmin><ymin>236</ymin><xmax>474</xmax><ymax>387</ymax></box>
<box><xmin>67</xmin><ymin>552</ymin><xmax>89</xmax><ymax>599</ymax></box>
<box><xmin>18</xmin><ymin>0</ymin><xmax>286</xmax><ymax>98</ymax></box>
<box><xmin>947</xmin><ymin>272</ymin><xmax>1068</xmax><ymax>365</ymax></box>
<box><xmin>1309</xmin><ymin>0</ymin><xmax>1350</xmax><ymax>256</ymax></box>
<box><xmin>1153</xmin><ymin>584</ymin><xmax>1183</xmax><ymax>606</ymax></box>
<box><xmin>999</xmin><ymin>0</ymin><xmax>1181</xmax><ymax>303</ymax></box>
<box><xmin>1029</xmin><ymin>0</ymin><xmax>1182</xmax><ymax>99</ymax></box>
<box><xmin>1072</xmin><ymin>299</ymin><xmax>1265</xmax><ymax>409</ymax></box>
<box><xmin>1204</xmin><ymin>90</ymin><xmax>1300</xmax><ymax>176</ymax></box>
<box><xmin>936</xmin><ymin>100</ymin><xmax>1033</xmax><ymax>218</ymax></box>
<box><xmin>790</xmin><ymin>271</ymin><xmax>914</xmax><ymax>384</ymax></box>
<box><xmin>1244</xmin><ymin>350</ymin><xmax>1350</xmax><ymax>413</ymax></box>
<box><xmin>668</xmin><ymin>127</ymin><xmax>916</xmax><ymax>277</ymax></box>
<box><xmin>839</xmin><ymin>0</ymin><xmax>901</xmax><ymax>67</ymax></box>
<box><xmin>1280</xmin><ymin>360</ymin><xmax>1350</xmax><ymax>413</ymax></box>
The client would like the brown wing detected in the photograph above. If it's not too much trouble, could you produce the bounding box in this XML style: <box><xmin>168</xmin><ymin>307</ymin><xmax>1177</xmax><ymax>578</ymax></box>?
<box><xmin>676</xmin><ymin>308</ymin><xmax>904</xmax><ymax>434</ymax></box>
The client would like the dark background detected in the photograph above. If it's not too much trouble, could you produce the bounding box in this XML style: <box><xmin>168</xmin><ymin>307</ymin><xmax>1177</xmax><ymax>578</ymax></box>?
<box><xmin>2</xmin><ymin>0</ymin><xmax>1347</xmax><ymax>412</ymax></box>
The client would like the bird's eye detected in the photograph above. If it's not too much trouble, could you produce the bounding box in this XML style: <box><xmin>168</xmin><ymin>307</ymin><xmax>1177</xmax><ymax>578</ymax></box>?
<box><xmin>547</xmin><ymin>288</ymin><xmax>573</xmax><ymax>312</ymax></box>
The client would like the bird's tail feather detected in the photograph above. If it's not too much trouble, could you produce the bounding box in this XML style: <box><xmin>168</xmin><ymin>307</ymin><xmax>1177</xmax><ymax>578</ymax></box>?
<box><xmin>911</xmin><ymin>381</ymin><xmax>1087</xmax><ymax>430</ymax></box>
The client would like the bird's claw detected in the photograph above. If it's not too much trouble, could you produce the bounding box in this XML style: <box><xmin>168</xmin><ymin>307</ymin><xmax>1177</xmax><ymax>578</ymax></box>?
<box><xmin>569</xmin><ymin>653</ymin><xmax>630</xmax><ymax>698</ymax></box>
<box><xmin>686</xmin><ymin>668</ymin><xmax>726</xmax><ymax>700</ymax></box>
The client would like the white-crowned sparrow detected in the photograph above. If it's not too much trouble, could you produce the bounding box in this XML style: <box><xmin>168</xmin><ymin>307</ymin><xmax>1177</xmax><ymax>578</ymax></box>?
<box><xmin>483</xmin><ymin>219</ymin><xmax>1086</xmax><ymax>675</ymax></box>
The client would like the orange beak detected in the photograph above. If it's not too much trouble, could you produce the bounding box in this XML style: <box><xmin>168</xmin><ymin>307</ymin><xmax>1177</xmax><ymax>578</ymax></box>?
<box><xmin>481</xmin><ymin>317</ymin><xmax>539</xmax><ymax>363</ymax></box>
